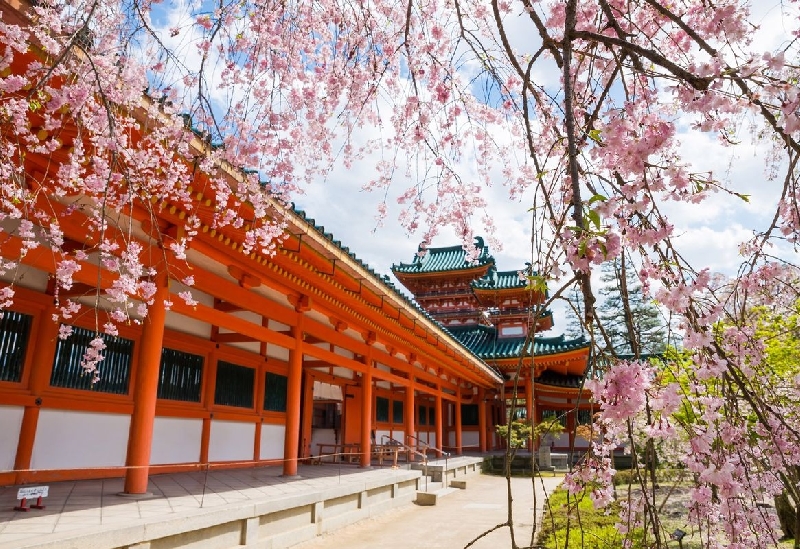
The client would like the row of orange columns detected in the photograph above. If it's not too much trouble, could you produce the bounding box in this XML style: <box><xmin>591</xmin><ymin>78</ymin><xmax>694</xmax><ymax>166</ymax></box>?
<box><xmin>13</xmin><ymin>276</ymin><xmax>487</xmax><ymax>491</ymax></box>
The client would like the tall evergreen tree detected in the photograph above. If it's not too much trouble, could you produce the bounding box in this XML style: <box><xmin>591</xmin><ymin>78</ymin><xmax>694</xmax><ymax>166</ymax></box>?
<box><xmin>596</xmin><ymin>253</ymin><xmax>667</xmax><ymax>357</ymax></box>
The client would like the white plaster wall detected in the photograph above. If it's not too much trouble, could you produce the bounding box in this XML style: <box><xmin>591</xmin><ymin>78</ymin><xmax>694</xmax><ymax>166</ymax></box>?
<box><xmin>376</xmin><ymin>363</ymin><xmax>390</xmax><ymax>373</ymax></box>
<box><xmin>164</xmin><ymin>310</ymin><xmax>211</xmax><ymax>339</ymax></box>
<box><xmin>375</xmin><ymin>380</ymin><xmax>390</xmax><ymax>389</ymax></box>
<box><xmin>259</xmin><ymin>423</ymin><xmax>286</xmax><ymax>460</ymax></box>
<box><xmin>462</xmin><ymin>431</ymin><xmax>480</xmax><ymax>448</ymax></box>
<box><xmin>209</xmin><ymin>420</ymin><xmax>255</xmax><ymax>462</ymax></box>
<box><xmin>231</xmin><ymin>310</ymin><xmax>262</xmax><ymax>324</ymax></box>
<box><xmin>268</xmin><ymin>319</ymin><xmax>290</xmax><ymax>332</ymax></box>
<box><xmin>32</xmin><ymin>410</ymin><xmax>130</xmax><ymax>470</ymax></box>
<box><xmin>551</xmin><ymin>432</ymin><xmax>570</xmax><ymax>448</ymax></box>
<box><xmin>255</xmin><ymin>286</ymin><xmax>293</xmax><ymax>308</ymax></box>
<box><xmin>227</xmin><ymin>340</ymin><xmax>261</xmax><ymax>354</ymax></box>
<box><xmin>334</xmin><ymin>347</ymin><xmax>354</xmax><ymax>359</ymax></box>
<box><xmin>332</xmin><ymin>367</ymin><xmax>353</xmax><ymax>380</ymax></box>
<box><xmin>0</xmin><ymin>263</ymin><xmax>49</xmax><ymax>291</ymax></box>
<box><xmin>374</xmin><ymin>429</ymin><xmax>391</xmax><ymax>445</ymax></box>
<box><xmin>573</xmin><ymin>436</ymin><xmax>591</xmax><ymax>449</ymax></box>
<box><xmin>165</xmin><ymin>282</ymin><xmax>213</xmax><ymax>338</ymax></box>
<box><xmin>310</xmin><ymin>428</ymin><xmax>337</xmax><ymax>455</ymax></box>
<box><xmin>390</xmin><ymin>430</ymin><xmax>405</xmax><ymax>446</ymax></box>
<box><xmin>150</xmin><ymin>417</ymin><xmax>202</xmax><ymax>465</ymax></box>
<box><xmin>267</xmin><ymin>346</ymin><xmax>290</xmax><ymax>361</ymax></box>
<box><xmin>0</xmin><ymin>406</ymin><xmax>24</xmax><ymax>471</ymax></box>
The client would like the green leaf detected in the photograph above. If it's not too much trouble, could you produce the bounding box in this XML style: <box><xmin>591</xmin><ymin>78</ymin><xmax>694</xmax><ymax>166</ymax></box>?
<box><xmin>586</xmin><ymin>209</ymin><xmax>601</xmax><ymax>230</ymax></box>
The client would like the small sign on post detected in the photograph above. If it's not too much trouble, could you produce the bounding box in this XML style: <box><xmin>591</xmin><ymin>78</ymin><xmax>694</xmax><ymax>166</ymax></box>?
<box><xmin>14</xmin><ymin>486</ymin><xmax>48</xmax><ymax>511</ymax></box>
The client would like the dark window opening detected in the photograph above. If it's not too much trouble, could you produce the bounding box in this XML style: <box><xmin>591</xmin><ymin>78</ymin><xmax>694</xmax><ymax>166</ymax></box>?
<box><xmin>0</xmin><ymin>310</ymin><xmax>33</xmax><ymax>383</ymax></box>
<box><xmin>392</xmin><ymin>400</ymin><xmax>404</xmax><ymax>424</ymax></box>
<box><xmin>312</xmin><ymin>402</ymin><xmax>340</xmax><ymax>429</ymax></box>
<box><xmin>461</xmin><ymin>404</ymin><xmax>479</xmax><ymax>426</ymax></box>
<box><xmin>541</xmin><ymin>409</ymin><xmax>567</xmax><ymax>427</ymax></box>
<box><xmin>214</xmin><ymin>360</ymin><xmax>254</xmax><ymax>408</ymax></box>
<box><xmin>158</xmin><ymin>348</ymin><xmax>204</xmax><ymax>402</ymax></box>
<box><xmin>264</xmin><ymin>372</ymin><xmax>288</xmax><ymax>412</ymax></box>
<box><xmin>50</xmin><ymin>326</ymin><xmax>133</xmax><ymax>394</ymax></box>
<box><xmin>375</xmin><ymin>396</ymin><xmax>389</xmax><ymax>422</ymax></box>
<box><xmin>577</xmin><ymin>409</ymin><xmax>593</xmax><ymax>425</ymax></box>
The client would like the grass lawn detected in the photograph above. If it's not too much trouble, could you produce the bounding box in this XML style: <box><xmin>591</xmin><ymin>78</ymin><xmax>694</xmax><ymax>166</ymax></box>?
<box><xmin>538</xmin><ymin>487</ymin><xmax>642</xmax><ymax>549</ymax></box>
<box><xmin>538</xmin><ymin>483</ymin><xmax>796</xmax><ymax>549</ymax></box>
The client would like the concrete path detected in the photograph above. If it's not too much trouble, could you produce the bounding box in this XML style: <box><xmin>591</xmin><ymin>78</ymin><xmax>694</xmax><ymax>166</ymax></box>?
<box><xmin>292</xmin><ymin>473</ymin><xmax>563</xmax><ymax>549</ymax></box>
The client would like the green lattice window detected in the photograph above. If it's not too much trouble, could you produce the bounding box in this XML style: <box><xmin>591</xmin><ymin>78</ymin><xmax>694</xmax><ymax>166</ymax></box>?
<box><xmin>263</xmin><ymin>372</ymin><xmax>288</xmax><ymax>412</ymax></box>
<box><xmin>0</xmin><ymin>310</ymin><xmax>32</xmax><ymax>383</ymax></box>
<box><xmin>375</xmin><ymin>396</ymin><xmax>389</xmax><ymax>422</ymax></box>
<box><xmin>50</xmin><ymin>326</ymin><xmax>133</xmax><ymax>394</ymax></box>
<box><xmin>214</xmin><ymin>360</ymin><xmax>254</xmax><ymax>408</ymax></box>
<box><xmin>158</xmin><ymin>348</ymin><xmax>204</xmax><ymax>402</ymax></box>
<box><xmin>541</xmin><ymin>409</ymin><xmax>567</xmax><ymax>427</ymax></box>
<box><xmin>392</xmin><ymin>400</ymin><xmax>404</xmax><ymax>424</ymax></box>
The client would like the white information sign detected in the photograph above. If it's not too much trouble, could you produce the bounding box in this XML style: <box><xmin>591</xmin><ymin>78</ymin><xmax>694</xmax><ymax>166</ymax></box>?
<box><xmin>16</xmin><ymin>486</ymin><xmax>48</xmax><ymax>500</ymax></box>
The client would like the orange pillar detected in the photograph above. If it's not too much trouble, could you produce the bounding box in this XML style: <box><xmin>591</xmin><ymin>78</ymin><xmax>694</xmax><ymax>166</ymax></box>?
<box><xmin>566</xmin><ymin>408</ymin><xmax>575</xmax><ymax>456</ymax></box>
<box><xmin>435</xmin><ymin>391</ymin><xmax>443</xmax><ymax>458</ymax></box>
<box><xmin>283</xmin><ymin>314</ymin><xmax>304</xmax><ymax>476</ymax></box>
<box><xmin>360</xmin><ymin>349</ymin><xmax>373</xmax><ymax>468</ymax></box>
<box><xmin>526</xmin><ymin>376</ymin><xmax>534</xmax><ymax>452</ymax></box>
<box><xmin>200</xmin><ymin>347</ymin><xmax>217</xmax><ymax>466</ymax></box>
<box><xmin>14</xmin><ymin>306</ymin><xmax>60</xmax><ymax>482</ymax></box>
<box><xmin>477</xmin><ymin>387</ymin><xmax>487</xmax><ymax>452</ymax></box>
<box><xmin>455</xmin><ymin>394</ymin><xmax>463</xmax><ymax>455</ymax></box>
<box><xmin>300</xmin><ymin>371</ymin><xmax>314</xmax><ymax>456</ymax></box>
<box><xmin>404</xmin><ymin>384</ymin><xmax>415</xmax><ymax>461</ymax></box>
<box><xmin>124</xmin><ymin>271</ymin><xmax>169</xmax><ymax>494</ymax></box>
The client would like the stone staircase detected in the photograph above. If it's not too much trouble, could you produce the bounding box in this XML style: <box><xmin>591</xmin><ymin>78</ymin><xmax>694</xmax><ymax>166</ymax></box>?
<box><xmin>412</xmin><ymin>455</ymin><xmax>483</xmax><ymax>506</ymax></box>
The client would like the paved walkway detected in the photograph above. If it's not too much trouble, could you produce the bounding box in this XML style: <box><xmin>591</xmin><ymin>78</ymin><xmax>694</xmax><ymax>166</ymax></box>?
<box><xmin>292</xmin><ymin>473</ymin><xmax>563</xmax><ymax>549</ymax></box>
<box><xmin>0</xmin><ymin>462</ymin><xmax>420</xmax><ymax>549</ymax></box>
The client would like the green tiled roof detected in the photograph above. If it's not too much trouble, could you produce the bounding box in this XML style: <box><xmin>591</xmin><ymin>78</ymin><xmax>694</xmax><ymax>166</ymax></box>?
<box><xmin>446</xmin><ymin>325</ymin><xmax>589</xmax><ymax>361</ymax></box>
<box><xmin>472</xmin><ymin>266</ymin><xmax>530</xmax><ymax>290</ymax></box>
<box><xmin>392</xmin><ymin>237</ymin><xmax>494</xmax><ymax>274</ymax></box>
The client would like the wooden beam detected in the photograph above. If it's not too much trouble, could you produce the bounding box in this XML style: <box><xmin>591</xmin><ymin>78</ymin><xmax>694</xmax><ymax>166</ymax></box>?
<box><xmin>213</xmin><ymin>333</ymin><xmax>259</xmax><ymax>343</ymax></box>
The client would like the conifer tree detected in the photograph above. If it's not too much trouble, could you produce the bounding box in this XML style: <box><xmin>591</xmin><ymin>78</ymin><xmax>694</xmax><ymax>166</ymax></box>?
<box><xmin>596</xmin><ymin>253</ymin><xmax>667</xmax><ymax>358</ymax></box>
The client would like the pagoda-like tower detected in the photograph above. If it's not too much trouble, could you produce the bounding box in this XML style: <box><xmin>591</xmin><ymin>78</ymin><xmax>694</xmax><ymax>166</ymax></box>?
<box><xmin>391</xmin><ymin>237</ymin><xmax>494</xmax><ymax>327</ymax></box>
<box><xmin>470</xmin><ymin>265</ymin><xmax>554</xmax><ymax>337</ymax></box>
<box><xmin>392</xmin><ymin>238</ymin><xmax>593</xmax><ymax>454</ymax></box>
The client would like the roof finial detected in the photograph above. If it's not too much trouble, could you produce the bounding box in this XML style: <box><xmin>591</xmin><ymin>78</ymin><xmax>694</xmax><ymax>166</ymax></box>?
<box><xmin>415</xmin><ymin>241</ymin><xmax>428</xmax><ymax>262</ymax></box>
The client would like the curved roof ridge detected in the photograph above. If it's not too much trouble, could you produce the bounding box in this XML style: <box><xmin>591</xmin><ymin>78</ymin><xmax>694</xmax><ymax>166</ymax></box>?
<box><xmin>391</xmin><ymin>237</ymin><xmax>494</xmax><ymax>274</ymax></box>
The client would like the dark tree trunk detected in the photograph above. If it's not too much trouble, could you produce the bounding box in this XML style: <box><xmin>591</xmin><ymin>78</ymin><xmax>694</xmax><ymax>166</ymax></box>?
<box><xmin>774</xmin><ymin>491</ymin><xmax>797</xmax><ymax>542</ymax></box>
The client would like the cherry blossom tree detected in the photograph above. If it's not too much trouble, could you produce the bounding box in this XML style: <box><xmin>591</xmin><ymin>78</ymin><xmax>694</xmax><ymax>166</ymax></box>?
<box><xmin>1</xmin><ymin>0</ymin><xmax>800</xmax><ymax>547</ymax></box>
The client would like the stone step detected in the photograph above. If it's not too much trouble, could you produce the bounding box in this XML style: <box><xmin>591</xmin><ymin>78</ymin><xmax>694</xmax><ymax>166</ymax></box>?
<box><xmin>415</xmin><ymin>487</ymin><xmax>458</xmax><ymax>506</ymax></box>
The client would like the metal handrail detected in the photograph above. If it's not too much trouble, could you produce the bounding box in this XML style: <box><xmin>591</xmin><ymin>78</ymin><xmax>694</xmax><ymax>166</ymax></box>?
<box><xmin>379</xmin><ymin>435</ymin><xmax>427</xmax><ymax>464</ymax></box>
<box><xmin>406</xmin><ymin>434</ymin><xmax>451</xmax><ymax>459</ymax></box>
<box><xmin>405</xmin><ymin>434</ymin><xmax>453</xmax><ymax>491</ymax></box>
<box><xmin>380</xmin><ymin>435</ymin><xmax>434</xmax><ymax>490</ymax></box>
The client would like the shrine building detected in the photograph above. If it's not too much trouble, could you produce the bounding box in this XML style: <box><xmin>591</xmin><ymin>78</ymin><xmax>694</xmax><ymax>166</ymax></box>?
<box><xmin>0</xmin><ymin>0</ymin><xmax>592</xmax><ymax>495</ymax></box>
